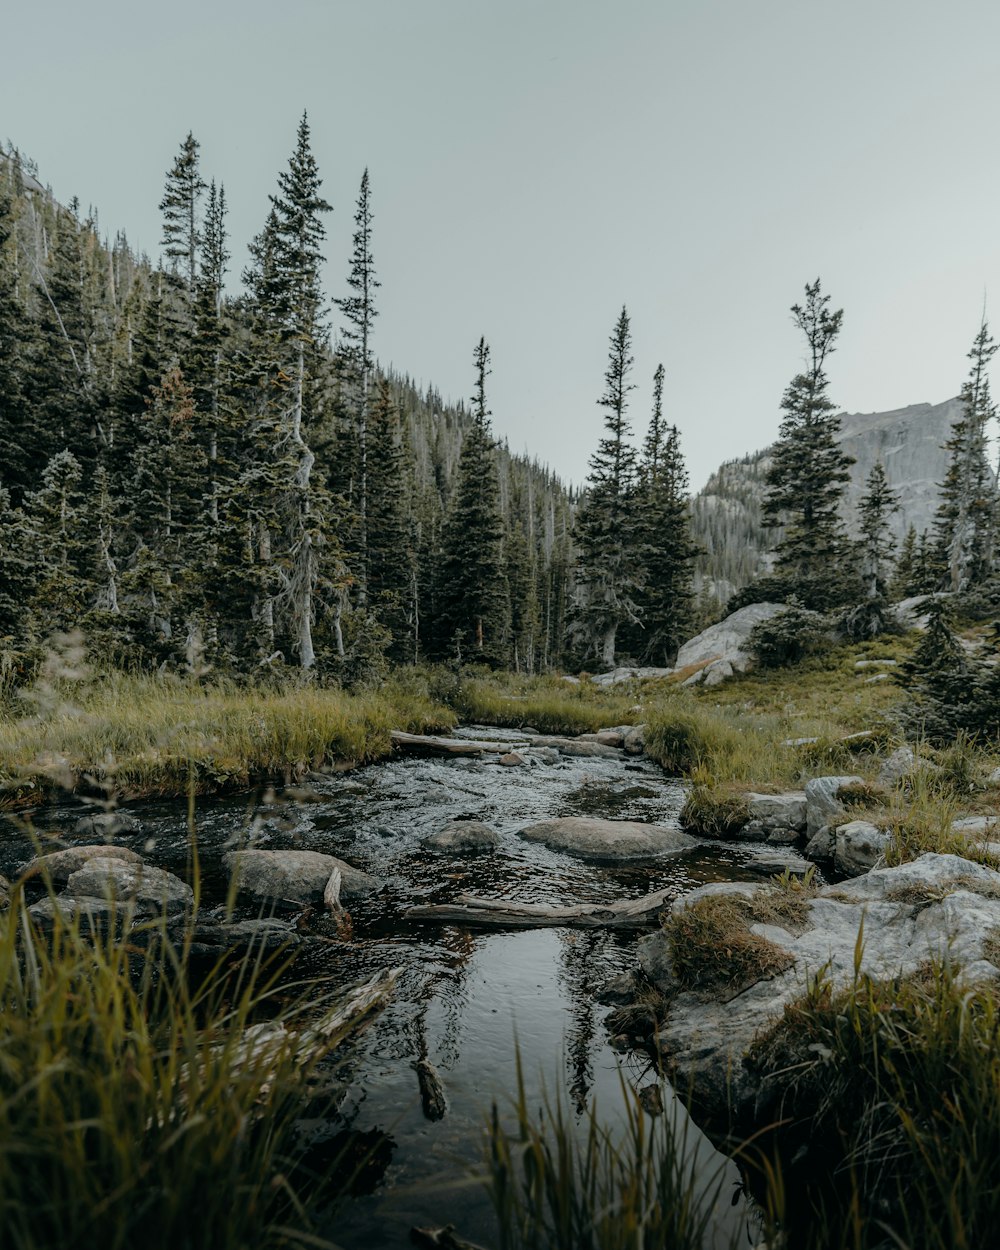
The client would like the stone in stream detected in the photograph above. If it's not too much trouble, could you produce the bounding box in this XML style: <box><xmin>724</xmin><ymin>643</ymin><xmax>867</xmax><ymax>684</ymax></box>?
<box><xmin>498</xmin><ymin>751</ymin><xmax>528</xmax><ymax>767</ymax></box>
<box><xmin>623</xmin><ymin>724</ymin><xmax>646</xmax><ymax>755</ymax></box>
<box><xmin>558</xmin><ymin>741</ymin><xmax>621</xmax><ymax>759</ymax></box>
<box><xmin>834</xmin><ymin>820</ymin><xmax>892</xmax><ymax>876</ymax></box>
<box><xmin>73</xmin><ymin>810</ymin><xmax>143</xmax><ymax>838</ymax></box>
<box><xmin>518</xmin><ymin>816</ymin><xmax>696</xmax><ymax>860</ymax></box>
<box><xmin>28</xmin><ymin>895</ymin><xmax>135</xmax><ymax>929</ymax></box>
<box><xmin>64</xmin><ymin>860</ymin><xmax>194</xmax><ymax>916</ymax></box>
<box><xmin>178</xmin><ymin>917</ymin><xmax>302</xmax><ymax>957</ymax></box>
<box><xmin>225</xmin><ymin>848</ymin><xmax>377</xmax><ymax>902</ymax></box>
<box><xmin>22</xmin><ymin>844</ymin><xmax>144</xmax><ymax>884</ymax></box>
<box><xmin>421</xmin><ymin>821</ymin><xmax>500</xmax><ymax>853</ymax></box>
<box><xmin>647</xmin><ymin>854</ymin><xmax>1000</xmax><ymax>1125</ymax></box>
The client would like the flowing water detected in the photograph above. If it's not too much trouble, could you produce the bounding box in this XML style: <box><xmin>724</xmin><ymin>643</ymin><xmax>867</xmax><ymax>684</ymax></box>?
<box><xmin>0</xmin><ymin>727</ymin><xmax>802</xmax><ymax>1247</ymax></box>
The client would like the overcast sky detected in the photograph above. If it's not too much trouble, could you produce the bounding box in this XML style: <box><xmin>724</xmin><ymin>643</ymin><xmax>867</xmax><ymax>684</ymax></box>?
<box><xmin>4</xmin><ymin>0</ymin><xmax>1000</xmax><ymax>489</ymax></box>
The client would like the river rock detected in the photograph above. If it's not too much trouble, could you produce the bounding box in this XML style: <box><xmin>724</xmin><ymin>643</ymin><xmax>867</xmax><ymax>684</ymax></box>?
<box><xmin>805</xmin><ymin>775</ymin><xmax>864</xmax><ymax>838</ymax></box>
<box><xmin>421</xmin><ymin>821</ymin><xmax>500</xmax><ymax>853</ymax></box>
<box><xmin>558</xmin><ymin>741</ymin><xmax>621</xmax><ymax>759</ymax></box>
<box><xmin>623</xmin><ymin>724</ymin><xmax>646</xmax><ymax>755</ymax></box>
<box><xmin>28</xmin><ymin>896</ymin><xmax>135</xmax><ymax>929</ymax></box>
<box><xmin>23</xmin><ymin>844</ymin><xmax>144</xmax><ymax>883</ymax></box>
<box><xmin>744</xmin><ymin>792</ymin><xmax>807</xmax><ymax>841</ymax></box>
<box><xmin>590</xmin><ymin>666</ymin><xmax>672</xmax><ymax>687</ymax></box>
<box><xmin>518</xmin><ymin>816</ymin><xmax>696</xmax><ymax>860</ymax></box>
<box><xmin>649</xmin><ymin>854</ymin><xmax>1000</xmax><ymax>1124</ymax></box>
<box><xmin>180</xmin><ymin>917</ymin><xmax>302</xmax><ymax>956</ymax></box>
<box><xmin>877</xmin><ymin>746</ymin><xmax>916</xmax><ymax>786</ymax></box>
<box><xmin>834</xmin><ymin>820</ymin><xmax>892</xmax><ymax>876</ymax></box>
<box><xmin>73</xmin><ymin>810</ymin><xmax>143</xmax><ymax>838</ymax></box>
<box><xmin>530</xmin><ymin>747</ymin><xmax>561</xmax><ymax>765</ymax></box>
<box><xmin>64</xmin><ymin>861</ymin><xmax>193</xmax><ymax>915</ymax></box>
<box><xmin>675</xmin><ymin>603</ymin><xmax>787</xmax><ymax>677</ymax></box>
<box><xmin>498</xmin><ymin>752</ymin><xmax>528</xmax><ymax>767</ymax></box>
<box><xmin>225</xmin><ymin>849</ymin><xmax>377</xmax><ymax>901</ymax></box>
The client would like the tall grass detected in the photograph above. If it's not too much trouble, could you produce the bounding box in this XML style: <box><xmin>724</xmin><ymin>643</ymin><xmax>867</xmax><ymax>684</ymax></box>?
<box><xmin>485</xmin><ymin>1057</ymin><xmax>737</xmax><ymax>1250</ymax></box>
<box><xmin>0</xmin><ymin>667</ymin><xmax>456</xmax><ymax>801</ymax></box>
<box><xmin>450</xmin><ymin>670</ymin><xmax>644</xmax><ymax>735</ymax></box>
<box><xmin>0</xmin><ymin>886</ymin><xmax>370</xmax><ymax>1249</ymax></box>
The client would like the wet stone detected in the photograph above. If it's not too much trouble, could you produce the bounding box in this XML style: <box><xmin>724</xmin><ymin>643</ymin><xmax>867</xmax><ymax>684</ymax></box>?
<box><xmin>73</xmin><ymin>810</ymin><xmax>143</xmax><ymax>837</ymax></box>
<box><xmin>420</xmin><ymin>821</ymin><xmax>500</xmax><ymax>853</ymax></box>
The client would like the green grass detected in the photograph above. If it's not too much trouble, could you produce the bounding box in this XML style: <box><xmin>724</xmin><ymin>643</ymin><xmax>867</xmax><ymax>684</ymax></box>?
<box><xmin>0</xmin><ymin>668</ymin><xmax>456</xmax><ymax>803</ymax></box>
<box><xmin>662</xmin><ymin>891</ymin><xmax>800</xmax><ymax>995</ymax></box>
<box><xmin>0</xmin><ymin>883</ymin><xmax>380</xmax><ymax>1249</ymax></box>
<box><xmin>484</xmin><ymin>1057</ymin><xmax>735</xmax><ymax>1250</ymax></box>
<box><xmin>450</xmin><ymin>670</ymin><xmax>644</xmax><ymax>735</ymax></box>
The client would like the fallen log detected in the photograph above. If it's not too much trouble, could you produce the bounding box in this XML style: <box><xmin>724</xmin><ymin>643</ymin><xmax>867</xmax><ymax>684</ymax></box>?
<box><xmin>404</xmin><ymin>888</ymin><xmax>674</xmax><ymax>930</ymax></box>
<box><xmin>411</xmin><ymin>1226</ymin><xmax>490</xmax><ymax>1250</ymax></box>
<box><xmin>390</xmin><ymin>731</ymin><xmax>518</xmax><ymax>756</ymax></box>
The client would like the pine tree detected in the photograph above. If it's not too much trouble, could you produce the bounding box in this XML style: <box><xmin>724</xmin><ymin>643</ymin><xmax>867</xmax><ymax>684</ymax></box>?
<box><xmin>573</xmin><ymin>306</ymin><xmax>640</xmax><ymax>668</ymax></box>
<box><xmin>891</xmin><ymin>524</ymin><xmax>918</xmax><ymax>599</ymax></box>
<box><xmin>857</xmin><ymin>462</ymin><xmax>900</xmax><ymax>601</ymax></box>
<box><xmin>436</xmin><ymin>338</ymin><xmax>507</xmax><ymax>662</ymax></box>
<box><xmin>932</xmin><ymin>319</ymin><xmax>998</xmax><ymax>591</ymax></box>
<box><xmin>0</xmin><ymin>184</ymin><xmax>35</xmax><ymax>501</ymax></box>
<box><xmin>24</xmin><ymin>449</ymin><xmax>89</xmax><ymax>629</ymax></box>
<box><xmin>367</xmin><ymin>377</ymin><xmax>415</xmax><ymax>658</ymax></box>
<box><xmin>633</xmin><ymin>364</ymin><xmax>697</xmax><ymax>664</ymax></box>
<box><xmin>0</xmin><ymin>486</ymin><xmax>35</xmax><ymax>642</ymax></box>
<box><xmin>763</xmin><ymin>279</ymin><xmax>854</xmax><ymax>608</ymax></box>
<box><xmin>159</xmin><ymin>132</ymin><xmax>206</xmax><ymax>295</ymax></box>
<box><xmin>335</xmin><ymin>169</ymin><xmax>379</xmax><ymax>603</ymax></box>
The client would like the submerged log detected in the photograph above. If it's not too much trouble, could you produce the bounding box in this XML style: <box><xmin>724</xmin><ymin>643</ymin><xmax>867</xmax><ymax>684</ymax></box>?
<box><xmin>404</xmin><ymin>888</ymin><xmax>674</xmax><ymax>930</ymax></box>
<box><xmin>391</xmin><ymin>731</ymin><xmax>518</xmax><ymax>756</ymax></box>
<box><xmin>323</xmin><ymin>865</ymin><xmax>344</xmax><ymax>914</ymax></box>
<box><xmin>413</xmin><ymin>1057</ymin><xmax>447</xmax><ymax>1120</ymax></box>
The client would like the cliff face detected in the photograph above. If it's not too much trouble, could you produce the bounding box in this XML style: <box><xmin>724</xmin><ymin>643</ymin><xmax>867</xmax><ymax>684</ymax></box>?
<box><xmin>692</xmin><ymin>398</ymin><xmax>963</xmax><ymax>605</ymax></box>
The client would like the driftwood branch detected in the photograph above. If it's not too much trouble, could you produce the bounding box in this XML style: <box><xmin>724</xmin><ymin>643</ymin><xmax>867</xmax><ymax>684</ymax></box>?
<box><xmin>391</xmin><ymin>730</ymin><xmax>518</xmax><ymax>756</ymax></box>
<box><xmin>404</xmin><ymin>888</ymin><xmax>674</xmax><ymax>930</ymax></box>
<box><xmin>413</xmin><ymin>1057</ymin><xmax>447</xmax><ymax>1120</ymax></box>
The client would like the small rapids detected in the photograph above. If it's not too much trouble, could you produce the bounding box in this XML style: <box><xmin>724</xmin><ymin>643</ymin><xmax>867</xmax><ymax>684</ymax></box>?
<box><xmin>0</xmin><ymin>727</ymin><xmax>794</xmax><ymax>1247</ymax></box>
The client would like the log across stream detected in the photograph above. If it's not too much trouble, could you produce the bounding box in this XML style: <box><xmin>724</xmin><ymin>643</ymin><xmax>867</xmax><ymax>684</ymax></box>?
<box><xmin>0</xmin><ymin>725</ymin><xmax>789</xmax><ymax>1249</ymax></box>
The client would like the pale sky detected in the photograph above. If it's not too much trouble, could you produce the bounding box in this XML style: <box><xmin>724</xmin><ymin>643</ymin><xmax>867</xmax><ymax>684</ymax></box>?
<box><xmin>4</xmin><ymin>0</ymin><xmax>1000</xmax><ymax>490</ymax></box>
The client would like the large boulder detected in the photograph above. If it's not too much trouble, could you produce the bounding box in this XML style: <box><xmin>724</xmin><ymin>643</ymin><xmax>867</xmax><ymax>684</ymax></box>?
<box><xmin>518</xmin><ymin>816</ymin><xmax>696</xmax><ymax>860</ymax></box>
<box><xmin>23</xmin><ymin>844</ymin><xmax>144</xmax><ymax>884</ymax></box>
<box><xmin>64</xmin><ymin>860</ymin><xmax>193</xmax><ymax>916</ymax></box>
<box><xmin>224</xmin><ymin>849</ymin><xmax>377</xmax><ymax>902</ymax></box>
<box><xmin>590</xmin><ymin>667</ymin><xmax>672</xmax><ymax>687</ymax></box>
<box><xmin>623</xmin><ymin>724</ymin><xmax>646</xmax><ymax>755</ymax></box>
<box><xmin>877</xmin><ymin>746</ymin><xmax>916</xmax><ymax>787</ymax></box>
<box><xmin>674</xmin><ymin>603</ymin><xmax>787</xmax><ymax>682</ymax></box>
<box><xmin>804</xmin><ymin>775</ymin><xmax>864</xmax><ymax>839</ymax></box>
<box><xmin>421</xmin><ymin>821</ymin><xmax>500</xmax><ymax>853</ymax></box>
<box><xmin>650</xmin><ymin>854</ymin><xmax>1000</xmax><ymax>1123</ymax></box>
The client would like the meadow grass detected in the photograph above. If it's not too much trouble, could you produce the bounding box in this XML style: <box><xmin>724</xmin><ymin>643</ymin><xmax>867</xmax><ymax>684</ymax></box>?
<box><xmin>0</xmin><ymin>666</ymin><xmax>456</xmax><ymax>803</ymax></box>
<box><xmin>449</xmin><ymin>669</ymin><xmax>644</xmax><ymax>735</ymax></box>
<box><xmin>0</xmin><ymin>884</ymin><xmax>373</xmax><ymax>1250</ymax></box>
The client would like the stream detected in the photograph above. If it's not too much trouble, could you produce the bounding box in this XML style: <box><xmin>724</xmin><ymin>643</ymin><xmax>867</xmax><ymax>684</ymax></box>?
<box><xmin>0</xmin><ymin>726</ymin><xmax>804</xmax><ymax>1248</ymax></box>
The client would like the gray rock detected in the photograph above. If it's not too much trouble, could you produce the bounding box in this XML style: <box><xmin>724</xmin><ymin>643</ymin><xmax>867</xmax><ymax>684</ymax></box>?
<box><xmin>864</xmin><ymin>673</ymin><xmax>890</xmax><ymax>683</ymax></box>
<box><xmin>637</xmin><ymin>930</ymin><xmax>680</xmax><ymax>993</ymax></box>
<box><xmin>805</xmin><ymin>775</ymin><xmax>864</xmax><ymax>837</ymax></box>
<box><xmin>421</xmin><ymin>821</ymin><xmax>500</xmax><ymax>853</ymax></box>
<box><xmin>0</xmin><ymin>874</ymin><xmax>9</xmax><ymax>909</ymax></box>
<box><xmin>675</xmin><ymin>603</ymin><xmax>787</xmax><ymax>674</ymax></box>
<box><xmin>742</xmin><ymin>848</ymin><xmax>812</xmax><ymax>876</ymax></box>
<box><xmin>702</xmin><ymin>659</ymin><xmax>736</xmax><ymax>688</ymax></box>
<box><xmin>23</xmin><ymin>844</ymin><xmax>143</xmax><ymax>883</ymax></box>
<box><xmin>73</xmin><ymin>810</ymin><xmax>143</xmax><ymax>837</ymax></box>
<box><xmin>558</xmin><ymin>741</ymin><xmax>621</xmax><ymax>759</ymax></box>
<box><xmin>855</xmin><ymin>659</ymin><xmax>898</xmax><ymax>668</ymax></box>
<box><xmin>590</xmin><ymin>666</ymin><xmax>672</xmax><ymax>687</ymax></box>
<box><xmin>225</xmin><ymin>849</ymin><xmax>377</xmax><ymax>902</ymax></box>
<box><xmin>530</xmin><ymin>747</ymin><xmax>561</xmax><ymax>765</ymax></box>
<box><xmin>878</xmin><ymin>746</ymin><xmax>916</xmax><ymax>786</ymax></box>
<box><xmin>623</xmin><ymin>724</ymin><xmax>646</xmax><ymax>755</ymax></box>
<box><xmin>594</xmin><ymin>729</ymin><xmax>626</xmax><ymax>748</ymax></box>
<box><xmin>561</xmin><ymin>675</ymin><xmax>581</xmax><ymax>685</ymax></box>
<box><xmin>989</xmin><ymin>766</ymin><xmax>1000</xmax><ymax>786</ymax></box>
<box><xmin>29</xmin><ymin>896</ymin><xmax>135</xmax><ymax>928</ymax></box>
<box><xmin>595</xmin><ymin>973</ymin><xmax>638</xmax><ymax>1005</ymax></box>
<box><xmin>65</xmin><ymin>861</ymin><xmax>193</xmax><ymax>915</ymax></box>
<box><xmin>652</xmin><ymin>853</ymin><xmax>1000</xmax><ymax>1122</ymax></box>
<box><xmin>894</xmin><ymin>593</ymin><xmax>950</xmax><ymax>630</ymax></box>
<box><xmin>952</xmin><ymin>815</ymin><xmax>1000</xmax><ymax>843</ymax></box>
<box><xmin>746</xmin><ymin>792</ymin><xmax>807</xmax><ymax>836</ymax></box>
<box><xmin>182</xmin><ymin>917</ymin><xmax>301</xmax><ymax>954</ymax></box>
<box><xmin>803</xmin><ymin>826</ymin><xmax>835</xmax><ymax>862</ymax></box>
<box><xmin>518</xmin><ymin>816</ymin><xmax>696</xmax><ymax>860</ymax></box>
<box><xmin>834</xmin><ymin>820</ymin><xmax>892</xmax><ymax>876</ymax></box>
<box><xmin>498</xmin><ymin>752</ymin><xmax>528</xmax><ymax>767</ymax></box>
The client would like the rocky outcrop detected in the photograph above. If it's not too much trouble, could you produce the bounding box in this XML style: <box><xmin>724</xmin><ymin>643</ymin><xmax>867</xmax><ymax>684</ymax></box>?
<box><xmin>675</xmin><ymin>603</ymin><xmax>786</xmax><ymax>686</ymax></box>
<box><xmin>421</xmin><ymin>821</ymin><xmax>500</xmax><ymax>853</ymax></box>
<box><xmin>802</xmin><ymin>775</ymin><xmax>864</xmax><ymax>860</ymax></box>
<box><xmin>225</xmin><ymin>849</ymin><xmax>377</xmax><ymax>902</ymax></box>
<box><xmin>589</xmin><ymin>666</ymin><xmax>672</xmax><ymax>687</ymax></box>
<box><xmin>741</xmin><ymin>792</ymin><xmax>807</xmax><ymax>843</ymax></box>
<box><xmin>518</xmin><ymin>817</ymin><xmax>696</xmax><ymax>860</ymax></box>
<box><xmin>647</xmin><ymin>854</ymin><xmax>1000</xmax><ymax>1123</ymax></box>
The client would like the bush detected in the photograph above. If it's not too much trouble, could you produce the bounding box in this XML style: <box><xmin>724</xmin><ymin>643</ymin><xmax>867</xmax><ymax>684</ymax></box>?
<box><xmin>748</xmin><ymin>604</ymin><xmax>830</xmax><ymax>669</ymax></box>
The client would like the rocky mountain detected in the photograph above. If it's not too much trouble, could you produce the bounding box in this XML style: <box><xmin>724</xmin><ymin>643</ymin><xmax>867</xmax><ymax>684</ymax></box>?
<box><xmin>692</xmin><ymin>398</ymin><xmax>964</xmax><ymax>608</ymax></box>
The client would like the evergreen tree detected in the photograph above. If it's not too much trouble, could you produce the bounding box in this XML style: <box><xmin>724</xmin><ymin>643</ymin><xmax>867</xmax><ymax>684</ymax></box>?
<box><xmin>367</xmin><ymin>377</ymin><xmax>415</xmax><ymax>658</ymax></box>
<box><xmin>840</xmin><ymin>460</ymin><xmax>900</xmax><ymax>639</ymax></box>
<box><xmin>159</xmin><ymin>132</ymin><xmax>206</xmax><ymax>295</ymax></box>
<box><xmin>0</xmin><ymin>486</ymin><xmax>35</xmax><ymax>642</ymax></box>
<box><xmin>0</xmin><ymin>185</ymin><xmax>35</xmax><ymax>501</ymax></box>
<box><xmin>763</xmin><ymin>279</ymin><xmax>854</xmax><ymax>608</ymax></box>
<box><xmin>573</xmin><ymin>306</ymin><xmax>640</xmax><ymax>668</ymax></box>
<box><xmin>890</xmin><ymin>524</ymin><xmax>918</xmax><ymax>599</ymax></box>
<box><xmin>335</xmin><ymin>169</ymin><xmax>379</xmax><ymax>603</ymax></box>
<box><xmin>436</xmin><ymin>338</ymin><xmax>507</xmax><ymax>662</ymax></box>
<box><xmin>24</xmin><ymin>449</ymin><xmax>89</xmax><ymax>629</ymax></box>
<box><xmin>932</xmin><ymin>319</ymin><xmax>998</xmax><ymax>591</ymax></box>
<box><xmin>633</xmin><ymin>364</ymin><xmax>697</xmax><ymax>664</ymax></box>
